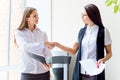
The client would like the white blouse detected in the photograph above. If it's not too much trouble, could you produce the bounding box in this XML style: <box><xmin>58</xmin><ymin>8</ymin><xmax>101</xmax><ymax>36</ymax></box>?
<box><xmin>77</xmin><ymin>25</ymin><xmax>112</xmax><ymax>74</ymax></box>
<box><xmin>14</xmin><ymin>27</ymin><xmax>51</xmax><ymax>74</ymax></box>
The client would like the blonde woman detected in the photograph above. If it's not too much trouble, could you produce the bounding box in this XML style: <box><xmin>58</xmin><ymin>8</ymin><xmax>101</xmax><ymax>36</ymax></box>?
<box><xmin>14</xmin><ymin>7</ymin><xmax>53</xmax><ymax>80</ymax></box>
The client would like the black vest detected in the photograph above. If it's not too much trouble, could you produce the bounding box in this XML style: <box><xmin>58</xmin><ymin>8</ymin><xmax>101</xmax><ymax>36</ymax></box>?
<box><xmin>72</xmin><ymin>26</ymin><xmax>105</xmax><ymax>80</ymax></box>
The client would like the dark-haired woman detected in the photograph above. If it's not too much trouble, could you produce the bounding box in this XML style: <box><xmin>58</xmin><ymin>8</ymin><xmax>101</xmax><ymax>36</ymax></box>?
<box><xmin>52</xmin><ymin>4</ymin><xmax>112</xmax><ymax>80</ymax></box>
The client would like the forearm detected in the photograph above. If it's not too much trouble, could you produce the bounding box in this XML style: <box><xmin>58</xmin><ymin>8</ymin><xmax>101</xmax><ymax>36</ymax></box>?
<box><xmin>98</xmin><ymin>52</ymin><xmax>112</xmax><ymax>63</ymax></box>
<box><xmin>54</xmin><ymin>42</ymin><xmax>77</xmax><ymax>55</ymax></box>
<box><xmin>103</xmin><ymin>52</ymin><xmax>112</xmax><ymax>62</ymax></box>
<box><xmin>102</xmin><ymin>44</ymin><xmax>112</xmax><ymax>62</ymax></box>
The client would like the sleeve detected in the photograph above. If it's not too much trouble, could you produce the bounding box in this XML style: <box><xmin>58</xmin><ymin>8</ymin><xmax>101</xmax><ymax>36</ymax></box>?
<box><xmin>43</xmin><ymin>32</ymin><xmax>52</xmax><ymax>58</ymax></box>
<box><xmin>44</xmin><ymin>32</ymin><xmax>48</xmax><ymax>41</ymax></box>
<box><xmin>43</xmin><ymin>47</ymin><xmax>52</xmax><ymax>58</ymax></box>
<box><xmin>104</xmin><ymin>28</ymin><xmax>112</xmax><ymax>46</ymax></box>
<box><xmin>14</xmin><ymin>30</ymin><xmax>45</xmax><ymax>55</ymax></box>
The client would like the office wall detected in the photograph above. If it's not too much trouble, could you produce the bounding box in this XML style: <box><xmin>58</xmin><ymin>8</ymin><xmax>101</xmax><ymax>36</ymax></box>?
<box><xmin>51</xmin><ymin>0</ymin><xmax>120</xmax><ymax>80</ymax></box>
<box><xmin>26</xmin><ymin>0</ymin><xmax>52</xmax><ymax>40</ymax></box>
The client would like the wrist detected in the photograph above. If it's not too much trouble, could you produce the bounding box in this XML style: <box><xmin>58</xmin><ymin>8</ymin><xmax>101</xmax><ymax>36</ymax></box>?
<box><xmin>54</xmin><ymin>42</ymin><xmax>59</xmax><ymax>46</ymax></box>
<box><xmin>44</xmin><ymin>41</ymin><xmax>49</xmax><ymax>46</ymax></box>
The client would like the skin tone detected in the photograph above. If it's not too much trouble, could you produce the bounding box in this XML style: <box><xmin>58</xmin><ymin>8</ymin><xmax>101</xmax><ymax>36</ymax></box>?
<box><xmin>26</xmin><ymin>10</ymin><xmax>39</xmax><ymax>32</ymax></box>
<box><xmin>52</xmin><ymin>10</ymin><xmax>112</xmax><ymax>64</ymax></box>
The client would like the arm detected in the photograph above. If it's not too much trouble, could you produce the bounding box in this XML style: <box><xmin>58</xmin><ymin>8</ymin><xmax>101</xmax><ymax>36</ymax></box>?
<box><xmin>14</xmin><ymin>30</ymin><xmax>51</xmax><ymax>54</ymax></box>
<box><xmin>98</xmin><ymin>28</ymin><xmax>112</xmax><ymax>63</ymax></box>
<box><xmin>98</xmin><ymin>44</ymin><xmax>112</xmax><ymax>63</ymax></box>
<box><xmin>44</xmin><ymin>32</ymin><xmax>54</xmax><ymax>49</ymax></box>
<box><xmin>53</xmin><ymin>42</ymin><xmax>79</xmax><ymax>55</ymax></box>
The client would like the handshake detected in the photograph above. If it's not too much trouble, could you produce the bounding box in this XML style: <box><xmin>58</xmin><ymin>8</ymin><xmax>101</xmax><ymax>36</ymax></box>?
<box><xmin>45</xmin><ymin>41</ymin><xmax>58</xmax><ymax>49</ymax></box>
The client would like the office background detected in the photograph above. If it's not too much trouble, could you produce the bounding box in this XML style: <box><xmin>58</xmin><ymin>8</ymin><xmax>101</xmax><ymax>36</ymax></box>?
<box><xmin>0</xmin><ymin>0</ymin><xmax>119</xmax><ymax>80</ymax></box>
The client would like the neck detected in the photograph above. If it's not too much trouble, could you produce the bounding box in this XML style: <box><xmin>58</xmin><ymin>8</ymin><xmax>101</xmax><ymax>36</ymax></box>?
<box><xmin>28</xmin><ymin>24</ymin><xmax>35</xmax><ymax>32</ymax></box>
<box><xmin>88</xmin><ymin>21</ymin><xmax>94</xmax><ymax>27</ymax></box>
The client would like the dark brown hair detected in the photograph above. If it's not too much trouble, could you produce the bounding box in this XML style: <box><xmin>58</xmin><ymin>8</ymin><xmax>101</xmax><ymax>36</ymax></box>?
<box><xmin>84</xmin><ymin>4</ymin><xmax>104</xmax><ymax>28</ymax></box>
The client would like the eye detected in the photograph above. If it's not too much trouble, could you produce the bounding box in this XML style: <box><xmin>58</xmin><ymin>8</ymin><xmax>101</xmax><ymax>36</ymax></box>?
<box><xmin>81</xmin><ymin>13</ymin><xmax>87</xmax><ymax>17</ymax></box>
<box><xmin>34</xmin><ymin>14</ymin><xmax>38</xmax><ymax>17</ymax></box>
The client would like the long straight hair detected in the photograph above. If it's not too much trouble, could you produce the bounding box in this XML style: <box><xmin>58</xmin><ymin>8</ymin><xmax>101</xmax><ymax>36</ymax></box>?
<box><xmin>17</xmin><ymin>7</ymin><xmax>36</xmax><ymax>30</ymax></box>
<box><xmin>14</xmin><ymin>7</ymin><xmax>36</xmax><ymax>47</ymax></box>
<box><xmin>84</xmin><ymin>4</ymin><xmax>104</xmax><ymax>28</ymax></box>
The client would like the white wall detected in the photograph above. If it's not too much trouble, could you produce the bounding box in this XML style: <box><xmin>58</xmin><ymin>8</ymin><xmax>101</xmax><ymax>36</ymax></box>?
<box><xmin>51</xmin><ymin>0</ymin><xmax>120</xmax><ymax>80</ymax></box>
<box><xmin>52</xmin><ymin>0</ymin><xmax>82</xmax><ymax>49</ymax></box>
<box><xmin>26</xmin><ymin>0</ymin><xmax>51</xmax><ymax>40</ymax></box>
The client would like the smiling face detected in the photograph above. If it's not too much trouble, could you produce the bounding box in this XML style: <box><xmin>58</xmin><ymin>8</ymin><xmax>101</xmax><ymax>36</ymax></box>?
<box><xmin>27</xmin><ymin>10</ymin><xmax>39</xmax><ymax>26</ymax></box>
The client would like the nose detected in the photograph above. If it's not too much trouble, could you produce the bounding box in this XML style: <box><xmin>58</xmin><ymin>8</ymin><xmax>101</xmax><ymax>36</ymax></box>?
<box><xmin>37</xmin><ymin>16</ymin><xmax>39</xmax><ymax>19</ymax></box>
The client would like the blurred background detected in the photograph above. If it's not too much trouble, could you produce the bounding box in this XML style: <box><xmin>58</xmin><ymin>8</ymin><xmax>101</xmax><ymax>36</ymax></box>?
<box><xmin>0</xmin><ymin>0</ymin><xmax>120</xmax><ymax>80</ymax></box>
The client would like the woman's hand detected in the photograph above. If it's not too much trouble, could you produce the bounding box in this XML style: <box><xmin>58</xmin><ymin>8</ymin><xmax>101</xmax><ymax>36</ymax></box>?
<box><xmin>45</xmin><ymin>41</ymin><xmax>55</xmax><ymax>49</ymax></box>
<box><xmin>52</xmin><ymin>42</ymin><xmax>59</xmax><ymax>46</ymax></box>
<box><xmin>43</xmin><ymin>63</ymin><xmax>51</xmax><ymax>70</ymax></box>
<box><xmin>97</xmin><ymin>58</ymin><xmax>105</xmax><ymax>64</ymax></box>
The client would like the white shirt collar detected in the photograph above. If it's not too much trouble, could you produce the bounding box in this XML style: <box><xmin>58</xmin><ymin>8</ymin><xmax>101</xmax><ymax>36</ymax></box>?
<box><xmin>87</xmin><ymin>24</ymin><xmax>99</xmax><ymax>30</ymax></box>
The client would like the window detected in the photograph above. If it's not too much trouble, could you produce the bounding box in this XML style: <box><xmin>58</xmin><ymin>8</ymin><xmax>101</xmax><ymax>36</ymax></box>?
<box><xmin>0</xmin><ymin>0</ymin><xmax>51</xmax><ymax>80</ymax></box>
<box><xmin>0</xmin><ymin>0</ymin><xmax>23</xmax><ymax>79</ymax></box>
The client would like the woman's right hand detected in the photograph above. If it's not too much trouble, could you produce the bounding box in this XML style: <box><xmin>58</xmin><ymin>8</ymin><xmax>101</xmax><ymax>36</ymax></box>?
<box><xmin>51</xmin><ymin>42</ymin><xmax>59</xmax><ymax>46</ymax></box>
<box><xmin>45</xmin><ymin>41</ymin><xmax>55</xmax><ymax>49</ymax></box>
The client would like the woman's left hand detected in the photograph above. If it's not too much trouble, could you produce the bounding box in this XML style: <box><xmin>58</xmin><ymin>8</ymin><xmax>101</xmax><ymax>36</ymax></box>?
<box><xmin>97</xmin><ymin>58</ymin><xmax>105</xmax><ymax>64</ymax></box>
<box><xmin>43</xmin><ymin>63</ymin><xmax>51</xmax><ymax>70</ymax></box>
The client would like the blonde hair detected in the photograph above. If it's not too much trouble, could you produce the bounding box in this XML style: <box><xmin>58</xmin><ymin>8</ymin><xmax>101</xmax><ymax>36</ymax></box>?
<box><xmin>14</xmin><ymin>7</ymin><xmax>36</xmax><ymax>47</ymax></box>
<box><xmin>17</xmin><ymin>7</ymin><xmax>36</xmax><ymax>30</ymax></box>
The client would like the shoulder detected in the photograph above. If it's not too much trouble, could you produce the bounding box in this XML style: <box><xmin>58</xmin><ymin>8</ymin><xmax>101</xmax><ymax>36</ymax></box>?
<box><xmin>15</xmin><ymin>29</ymin><xmax>28</xmax><ymax>34</ymax></box>
<box><xmin>78</xmin><ymin>26</ymin><xmax>87</xmax><ymax>34</ymax></box>
<box><xmin>104</xmin><ymin>27</ymin><xmax>109</xmax><ymax>31</ymax></box>
<box><xmin>40</xmin><ymin>30</ymin><xmax>47</xmax><ymax>36</ymax></box>
<box><xmin>42</xmin><ymin>31</ymin><xmax>47</xmax><ymax>36</ymax></box>
<box><xmin>104</xmin><ymin>27</ymin><xmax>110</xmax><ymax>34</ymax></box>
<box><xmin>37</xmin><ymin>29</ymin><xmax>47</xmax><ymax>37</ymax></box>
<box><xmin>14</xmin><ymin>30</ymin><xmax>26</xmax><ymax>38</ymax></box>
<box><xmin>14</xmin><ymin>29</ymin><xmax>22</xmax><ymax>35</ymax></box>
